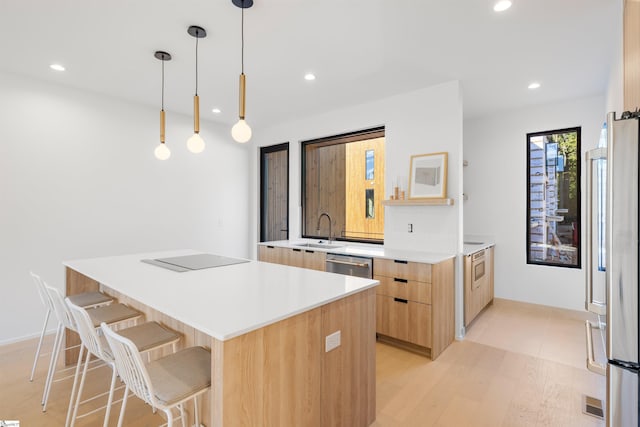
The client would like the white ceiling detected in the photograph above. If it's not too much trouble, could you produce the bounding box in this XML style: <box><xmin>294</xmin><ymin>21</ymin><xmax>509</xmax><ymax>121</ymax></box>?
<box><xmin>0</xmin><ymin>0</ymin><xmax>620</xmax><ymax>129</ymax></box>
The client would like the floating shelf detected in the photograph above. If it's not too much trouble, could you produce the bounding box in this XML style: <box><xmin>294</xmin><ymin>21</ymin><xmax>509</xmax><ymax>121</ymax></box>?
<box><xmin>382</xmin><ymin>198</ymin><xmax>455</xmax><ymax>206</ymax></box>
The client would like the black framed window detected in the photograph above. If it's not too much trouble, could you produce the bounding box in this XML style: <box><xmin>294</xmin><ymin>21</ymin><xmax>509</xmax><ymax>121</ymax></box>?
<box><xmin>301</xmin><ymin>127</ymin><xmax>385</xmax><ymax>243</ymax></box>
<box><xmin>527</xmin><ymin>127</ymin><xmax>581</xmax><ymax>268</ymax></box>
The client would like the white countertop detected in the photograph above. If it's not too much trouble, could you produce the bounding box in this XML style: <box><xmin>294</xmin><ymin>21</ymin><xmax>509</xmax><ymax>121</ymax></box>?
<box><xmin>258</xmin><ymin>240</ymin><xmax>455</xmax><ymax>264</ymax></box>
<box><xmin>64</xmin><ymin>249</ymin><xmax>378</xmax><ymax>341</ymax></box>
<box><xmin>462</xmin><ymin>241</ymin><xmax>495</xmax><ymax>256</ymax></box>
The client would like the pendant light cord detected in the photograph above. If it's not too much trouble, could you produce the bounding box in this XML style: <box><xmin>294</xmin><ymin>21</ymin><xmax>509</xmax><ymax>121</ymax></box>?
<box><xmin>161</xmin><ymin>58</ymin><xmax>165</xmax><ymax>111</ymax></box>
<box><xmin>241</xmin><ymin>6</ymin><xmax>244</xmax><ymax>73</ymax></box>
<box><xmin>195</xmin><ymin>36</ymin><xmax>199</xmax><ymax>95</ymax></box>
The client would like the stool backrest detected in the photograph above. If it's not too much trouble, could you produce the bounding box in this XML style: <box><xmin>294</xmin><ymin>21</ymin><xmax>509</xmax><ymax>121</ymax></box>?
<box><xmin>31</xmin><ymin>272</ymin><xmax>53</xmax><ymax>312</ymax></box>
<box><xmin>100</xmin><ymin>322</ymin><xmax>157</xmax><ymax>407</ymax></box>
<box><xmin>45</xmin><ymin>284</ymin><xmax>76</xmax><ymax>331</ymax></box>
<box><xmin>66</xmin><ymin>298</ymin><xmax>111</xmax><ymax>362</ymax></box>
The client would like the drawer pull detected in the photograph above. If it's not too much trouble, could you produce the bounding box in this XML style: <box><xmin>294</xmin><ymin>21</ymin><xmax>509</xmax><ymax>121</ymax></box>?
<box><xmin>292</xmin><ymin>248</ymin><xmax>302</xmax><ymax>252</ymax></box>
<box><xmin>394</xmin><ymin>260</ymin><xmax>408</xmax><ymax>264</ymax></box>
<box><xmin>267</xmin><ymin>245</ymin><xmax>275</xmax><ymax>248</ymax></box>
<box><xmin>394</xmin><ymin>298</ymin><xmax>408</xmax><ymax>304</ymax></box>
<box><xmin>394</xmin><ymin>278</ymin><xmax>408</xmax><ymax>283</ymax></box>
<box><xmin>305</xmin><ymin>250</ymin><xmax>315</xmax><ymax>253</ymax></box>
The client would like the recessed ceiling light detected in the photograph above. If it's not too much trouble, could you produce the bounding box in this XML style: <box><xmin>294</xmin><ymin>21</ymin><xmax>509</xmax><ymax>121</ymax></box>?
<box><xmin>49</xmin><ymin>63</ymin><xmax>65</xmax><ymax>71</ymax></box>
<box><xmin>528</xmin><ymin>82</ymin><xmax>541</xmax><ymax>90</ymax></box>
<box><xmin>493</xmin><ymin>1</ymin><xmax>512</xmax><ymax>12</ymax></box>
<box><xmin>212</xmin><ymin>108</ymin><xmax>221</xmax><ymax>114</ymax></box>
<box><xmin>304</xmin><ymin>73</ymin><xmax>316</xmax><ymax>81</ymax></box>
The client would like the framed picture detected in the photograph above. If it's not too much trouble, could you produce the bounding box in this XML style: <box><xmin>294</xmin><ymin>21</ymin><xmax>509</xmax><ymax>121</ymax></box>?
<box><xmin>408</xmin><ymin>152</ymin><xmax>448</xmax><ymax>199</ymax></box>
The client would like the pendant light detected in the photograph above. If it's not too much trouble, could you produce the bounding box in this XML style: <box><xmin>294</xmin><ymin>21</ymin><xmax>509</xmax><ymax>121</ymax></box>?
<box><xmin>187</xmin><ymin>25</ymin><xmax>206</xmax><ymax>153</ymax></box>
<box><xmin>154</xmin><ymin>51</ymin><xmax>171</xmax><ymax>160</ymax></box>
<box><xmin>231</xmin><ymin>0</ymin><xmax>253</xmax><ymax>143</ymax></box>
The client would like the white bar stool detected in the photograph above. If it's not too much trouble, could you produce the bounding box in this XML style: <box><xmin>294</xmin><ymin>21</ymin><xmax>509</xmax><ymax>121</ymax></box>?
<box><xmin>29</xmin><ymin>271</ymin><xmax>113</xmax><ymax>382</ymax></box>
<box><xmin>66</xmin><ymin>298</ymin><xmax>181</xmax><ymax>427</ymax></box>
<box><xmin>42</xmin><ymin>283</ymin><xmax>141</xmax><ymax>413</ymax></box>
<box><xmin>101</xmin><ymin>322</ymin><xmax>211</xmax><ymax>427</ymax></box>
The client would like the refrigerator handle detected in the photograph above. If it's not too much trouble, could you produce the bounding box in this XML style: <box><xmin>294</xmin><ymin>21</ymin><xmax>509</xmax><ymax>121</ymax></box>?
<box><xmin>585</xmin><ymin>320</ymin><xmax>606</xmax><ymax>375</ymax></box>
<box><xmin>585</xmin><ymin>147</ymin><xmax>607</xmax><ymax>315</ymax></box>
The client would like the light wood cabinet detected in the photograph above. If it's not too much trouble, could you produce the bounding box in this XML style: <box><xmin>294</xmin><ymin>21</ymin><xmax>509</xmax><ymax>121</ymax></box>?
<box><xmin>258</xmin><ymin>245</ymin><xmax>326</xmax><ymax>271</ymax></box>
<box><xmin>374</xmin><ymin>257</ymin><xmax>454</xmax><ymax>359</ymax></box>
<box><xmin>258</xmin><ymin>245</ymin><xmax>290</xmax><ymax>264</ymax></box>
<box><xmin>464</xmin><ymin>246</ymin><xmax>494</xmax><ymax>328</ymax></box>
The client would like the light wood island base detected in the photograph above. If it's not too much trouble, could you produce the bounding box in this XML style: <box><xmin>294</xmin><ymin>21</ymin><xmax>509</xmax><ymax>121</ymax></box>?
<box><xmin>66</xmin><ymin>267</ymin><xmax>377</xmax><ymax>427</ymax></box>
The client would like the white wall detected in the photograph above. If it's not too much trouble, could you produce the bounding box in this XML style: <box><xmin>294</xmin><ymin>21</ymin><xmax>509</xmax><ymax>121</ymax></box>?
<box><xmin>606</xmin><ymin>0</ymin><xmax>625</xmax><ymax>114</ymax></box>
<box><xmin>249</xmin><ymin>81</ymin><xmax>465</xmax><ymax>334</ymax></box>
<box><xmin>463</xmin><ymin>95</ymin><xmax>605</xmax><ymax>311</ymax></box>
<box><xmin>0</xmin><ymin>72</ymin><xmax>250</xmax><ymax>344</ymax></box>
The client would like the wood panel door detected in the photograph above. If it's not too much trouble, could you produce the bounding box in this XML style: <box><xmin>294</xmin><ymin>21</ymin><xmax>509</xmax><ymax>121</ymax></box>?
<box><xmin>260</xmin><ymin>143</ymin><xmax>289</xmax><ymax>242</ymax></box>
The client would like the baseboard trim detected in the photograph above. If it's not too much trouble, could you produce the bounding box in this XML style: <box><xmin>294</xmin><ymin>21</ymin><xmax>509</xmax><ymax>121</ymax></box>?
<box><xmin>492</xmin><ymin>297</ymin><xmax>594</xmax><ymax>321</ymax></box>
<box><xmin>0</xmin><ymin>329</ymin><xmax>56</xmax><ymax>347</ymax></box>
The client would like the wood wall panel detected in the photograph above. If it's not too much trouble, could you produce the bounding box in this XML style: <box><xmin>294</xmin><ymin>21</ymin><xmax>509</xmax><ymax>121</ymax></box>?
<box><xmin>305</xmin><ymin>144</ymin><xmax>346</xmax><ymax>239</ymax></box>
<box><xmin>625</xmin><ymin>0</ymin><xmax>640</xmax><ymax>111</ymax></box>
<box><xmin>263</xmin><ymin>149</ymin><xmax>288</xmax><ymax>242</ymax></box>
<box><xmin>345</xmin><ymin>137</ymin><xmax>385</xmax><ymax>240</ymax></box>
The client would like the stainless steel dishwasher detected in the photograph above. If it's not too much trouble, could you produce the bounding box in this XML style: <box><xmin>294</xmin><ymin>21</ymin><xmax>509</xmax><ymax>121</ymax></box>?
<box><xmin>325</xmin><ymin>253</ymin><xmax>373</xmax><ymax>279</ymax></box>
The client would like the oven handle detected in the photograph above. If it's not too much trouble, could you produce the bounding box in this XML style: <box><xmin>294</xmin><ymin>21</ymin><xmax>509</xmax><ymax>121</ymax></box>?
<box><xmin>326</xmin><ymin>259</ymin><xmax>369</xmax><ymax>268</ymax></box>
<box><xmin>585</xmin><ymin>320</ymin><xmax>606</xmax><ymax>376</ymax></box>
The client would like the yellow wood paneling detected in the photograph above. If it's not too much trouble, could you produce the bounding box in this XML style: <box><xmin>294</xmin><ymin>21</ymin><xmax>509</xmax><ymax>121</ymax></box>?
<box><xmin>345</xmin><ymin>137</ymin><xmax>385</xmax><ymax>240</ymax></box>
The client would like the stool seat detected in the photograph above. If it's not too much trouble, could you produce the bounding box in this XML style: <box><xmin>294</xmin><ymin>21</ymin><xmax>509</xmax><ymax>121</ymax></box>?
<box><xmin>101</xmin><ymin>321</ymin><xmax>181</xmax><ymax>355</ymax></box>
<box><xmin>67</xmin><ymin>291</ymin><xmax>114</xmax><ymax>309</ymax></box>
<box><xmin>147</xmin><ymin>346</ymin><xmax>211</xmax><ymax>406</ymax></box>
<box><xmin>87</xmin><ymin>303</ymin><xmax>142</xmax><ymax>327</ymax></box>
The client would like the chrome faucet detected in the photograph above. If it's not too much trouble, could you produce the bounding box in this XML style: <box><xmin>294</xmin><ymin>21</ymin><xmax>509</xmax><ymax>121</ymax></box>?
<box><xmin>316</xmin><ymin>212</ymin><xmax>333</xmax><ymax>243</ymax></box>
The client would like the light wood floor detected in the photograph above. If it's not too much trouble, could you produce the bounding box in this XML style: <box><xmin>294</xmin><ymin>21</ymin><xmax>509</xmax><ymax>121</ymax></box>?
<box><xmin>1</xmin><ymin>298</ymin><xmax>605</xmax><ymax>426</ymax></box>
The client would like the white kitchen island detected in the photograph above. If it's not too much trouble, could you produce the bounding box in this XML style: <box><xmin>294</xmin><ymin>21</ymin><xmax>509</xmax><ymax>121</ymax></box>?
<box><xmin>64</xmin><ymin>249</ymin><xmax>378</xmax><ymax>427</ymax></box>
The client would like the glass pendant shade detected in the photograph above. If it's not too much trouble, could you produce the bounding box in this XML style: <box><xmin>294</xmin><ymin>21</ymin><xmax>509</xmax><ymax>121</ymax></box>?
<box><xmin>155</xmin><ymin>142</ymin><xmax>171</xmax><ymax>160</ymax></box>
<box><xmin>231</xmin><ymin>119</ymin><xmax>252</xmax><ymax>143</ymax></box>
<box><xmin>187</xmin><ymin>132</ymin><xmax>205</xmax><ymax>153</ymax></box>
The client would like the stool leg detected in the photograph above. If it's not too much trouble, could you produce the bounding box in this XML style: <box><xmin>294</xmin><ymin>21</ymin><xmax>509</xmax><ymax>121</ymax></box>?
<box><xmin>30</xmin><ymin>308</ymin><xmax>51</xmax><ymax>381</ymax></box>
<box><xmin>194</xmin><ymin>396</ymin><xmax>200</xmax><ymax>427</ymax></box>
<box><xmin>64</xmin><ymin>343</ymin><xmax>85</xmax><ymax>427</ymax></box>
<box><xmin>116</xmin><ymin>385</ymin><xmax>129</xmax><ymax>427</ymax></box>
<box><xmin>69</xmin><ymin>348</ymin><xmax>91</xmax><ymax>427</ymax></box>
<box><xmin>42</xmin><ymin>322</ymin><xmax>63</xmax><ymax>410</ymax></box>
<box><xmin>103</xmin><ymin>366</ymin><xmax>117</xmax><ymax>427</ymax></box>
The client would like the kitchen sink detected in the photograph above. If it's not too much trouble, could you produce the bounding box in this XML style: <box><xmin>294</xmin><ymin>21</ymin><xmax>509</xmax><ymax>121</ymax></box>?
<box><xmin>293</xmin><ymin>242</ymin><xmax>345</xmax><ymax>249</ymax></box>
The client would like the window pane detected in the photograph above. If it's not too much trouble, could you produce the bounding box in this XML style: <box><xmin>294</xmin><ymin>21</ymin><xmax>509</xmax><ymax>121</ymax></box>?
<box><xmin>365</xmin><ymin>150</ymin><xmax>374</xmax><ymax>180</ymax></box>
<box><xmin>366</xmin><ymin>189</ymin><xmax>375</xmax><ymax>219</ymax></box>
<box><xmin>527</xmin><ymin>127</ymin><xmax>581</xmax><ymax>268</ymax></box>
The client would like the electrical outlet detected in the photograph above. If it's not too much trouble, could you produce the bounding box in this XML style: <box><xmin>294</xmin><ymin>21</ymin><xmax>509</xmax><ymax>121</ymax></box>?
<box><xmin>325</xmin><ymin>330</ymin><xmax>341</xmax><ymax>352</ymax></box>
<box><xmin>408</xmin><ymin>223</ymin><xmax>413</xmax><ymax>233</ymax></box>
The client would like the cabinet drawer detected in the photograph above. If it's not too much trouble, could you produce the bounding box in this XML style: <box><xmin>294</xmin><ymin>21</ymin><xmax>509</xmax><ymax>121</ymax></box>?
<box><xmin>374</xmin><ymin>258</ymin><xmax>431</xmax><ymax>283</ymax></box>
<box><xmin>374</xmin><ymin>275</ymin><xmax>432</xmax><ymax>304</ymax></box>
<box><xmin>376</xmin><ymin>295</ymin><xmax>431</xmax><ymax>348</ymax></box>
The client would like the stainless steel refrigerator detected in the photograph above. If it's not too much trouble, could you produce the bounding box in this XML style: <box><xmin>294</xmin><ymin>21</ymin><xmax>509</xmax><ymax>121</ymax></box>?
<box><xmin>586</xmin><ymin>111</ymin><xmax>640</xmax><ymax>426</ymax></box>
